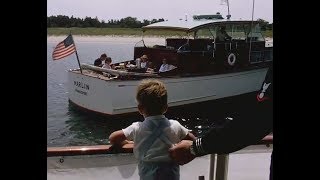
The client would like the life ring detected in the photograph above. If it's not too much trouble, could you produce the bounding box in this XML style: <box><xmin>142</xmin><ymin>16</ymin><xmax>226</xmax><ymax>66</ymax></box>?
<box><xmin>227</xmin><ymin>53</ymin><xmax>236</xmax><ymax>66</ymax></box>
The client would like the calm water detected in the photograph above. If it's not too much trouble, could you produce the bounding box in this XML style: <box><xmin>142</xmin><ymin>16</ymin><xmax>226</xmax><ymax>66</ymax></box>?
<box><xmin>47</xmin><ymin>36</ymin><xmax>257</xmax><ymax>147</ymax></box>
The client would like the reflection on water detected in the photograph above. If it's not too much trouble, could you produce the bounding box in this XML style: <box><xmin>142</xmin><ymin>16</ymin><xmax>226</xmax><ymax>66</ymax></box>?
<box><xmin>65</xmin><ymin>103</ymin><xmax>137</xmax><ymax>146</ymax></box>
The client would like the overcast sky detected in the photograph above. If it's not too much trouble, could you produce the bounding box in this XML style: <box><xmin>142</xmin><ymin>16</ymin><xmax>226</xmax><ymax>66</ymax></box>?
<box><xmin>47</xmin><ymin>0</ymin><xmax>273</xmax><ymax>23</ymax></box>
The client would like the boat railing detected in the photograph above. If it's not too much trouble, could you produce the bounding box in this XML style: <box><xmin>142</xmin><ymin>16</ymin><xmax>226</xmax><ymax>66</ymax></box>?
<box><xmin>250</xmin><ymin>49</ymin><xmax>273</xmax><ymax>63</ymax></box>
<box><xmin>134</xmin><ymin>39</ymin><xmax>146</xmax><ymax>47</ymax></box>
<box><xmin>47</xmin><ymin>135</ymin><xmax>272</xmax><ymax>180</ymax></box>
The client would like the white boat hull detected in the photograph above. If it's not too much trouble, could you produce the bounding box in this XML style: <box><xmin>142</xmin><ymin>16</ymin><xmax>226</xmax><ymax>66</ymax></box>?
<box><xmin>68</xmin><ymin>68</ymin><xmax>268</xmax><ymax>115</ymax></box>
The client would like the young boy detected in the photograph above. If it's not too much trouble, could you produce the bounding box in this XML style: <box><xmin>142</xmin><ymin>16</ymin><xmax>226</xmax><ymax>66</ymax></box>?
<box><xmin>109</xmin><ymin>79</ymin><xmax>196</xmax><ymax>180</ymax></box>
<box><xmin>102</xmin><ymin>57</ymin><xmax>112</xmax><ymax>69</ymax></box>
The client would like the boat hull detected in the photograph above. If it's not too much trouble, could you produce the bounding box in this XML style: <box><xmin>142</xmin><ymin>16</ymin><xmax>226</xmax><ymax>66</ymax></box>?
<box><xmin>68</xmin><ymin>67</ymin><xmax>268</xmax><ymax>115</ymax></box>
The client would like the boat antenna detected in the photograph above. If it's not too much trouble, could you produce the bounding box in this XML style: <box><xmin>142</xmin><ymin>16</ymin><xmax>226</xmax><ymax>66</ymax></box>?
<box><xmin>248</xmin><ymin>0</ymin><xmax>255</xmax><ymax>63</ymax></box>
<box><xmin>221</xmin><ymin>0</ymin><xmax>231</xmax><ymax>19</ymax></box>
<box><xmin>226</xmin><ymin>0</ymin><xmax>231</xmax><ymax>19</ymax></box>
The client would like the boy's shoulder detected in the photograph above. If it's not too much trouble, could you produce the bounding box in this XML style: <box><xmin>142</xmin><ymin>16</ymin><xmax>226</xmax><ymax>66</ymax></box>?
<box><xmin>167</xmin><ymin>119</ymin><xmax>182</xmax><ymax>126</ymax></box>
<box><xmin>125</xmin><ymin>121</ymin><xmax>142</xmax><ymax>129</ymax></box>
<box><xmin>131</xmin><ymin>121</ymin><xmax>142</xmax><ymax>126</ymax></box>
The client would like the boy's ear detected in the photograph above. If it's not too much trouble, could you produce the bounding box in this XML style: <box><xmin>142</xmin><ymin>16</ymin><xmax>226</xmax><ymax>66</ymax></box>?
<box><xmin>162</xmin><ymin>104</ymin><xmax>168</xmax><ymax>114</ymax></box>
<box><xmin>138</xmin><ymin>104</ymin><xmax>144</xmax><ymax>115</ymax></box>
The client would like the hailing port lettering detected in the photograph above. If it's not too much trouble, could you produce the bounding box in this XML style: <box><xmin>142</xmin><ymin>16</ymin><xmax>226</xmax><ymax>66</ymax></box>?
<box><xmin>74</xmin><ymin>81</ymin><xmax>89</xmax><ymax>90</ymax></box>
<box><xmin>75</xmin><ymin>89</ymin><xmax>87</xmax><ymax>96</ymax></box>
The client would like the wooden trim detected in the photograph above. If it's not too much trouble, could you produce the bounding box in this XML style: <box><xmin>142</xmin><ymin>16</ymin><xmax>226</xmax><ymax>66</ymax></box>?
<box><xmin>47</xmin><ymin>135</ymin><xmax>272</xmax><ymax>157</ymax></box>
<box><xmin>47</xmin><ymin>144</ymin><xmax>134</xmax><ymax>157</ymax></box>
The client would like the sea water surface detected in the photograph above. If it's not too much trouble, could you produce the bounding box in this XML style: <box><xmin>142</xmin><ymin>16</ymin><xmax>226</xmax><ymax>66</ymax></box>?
<box><xmin>47</xmin><ymin>36</ymin><xmax>260</xmax><ymax>147</ymax></box>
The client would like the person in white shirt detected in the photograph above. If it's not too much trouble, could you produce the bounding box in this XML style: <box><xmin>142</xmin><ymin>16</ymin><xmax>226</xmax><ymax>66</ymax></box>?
<box><xmin>159</xmin><ymin>58</ymin><xmax>177</xmax><ymax>72</ymax></box>
<box><xmin>109</xmin><ymin>79</ymin><xmax>196</xmax><ymax>180</ymax></box>
<box><xmin>139</xmin><ymin>54</ymin><xmax>150</xmax><ymax>69</ymax></box>
<box><xmin>102</xmin><ymin>57</ymin><xmax>112</xmax><ymax>69</ymax></box>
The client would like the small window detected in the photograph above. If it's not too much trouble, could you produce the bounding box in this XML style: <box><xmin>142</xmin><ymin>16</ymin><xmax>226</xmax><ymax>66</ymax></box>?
<box><xmin>246</xmin><ymin>24</ymin><xmax>265</xmax><ymax>41</ymax></box>
<box><xmin>195</xmin><ymin>28</ymin><xmax>214</xmax><ymax>39</ymax></box>
<box><xmin>230</xmin><ymin>24</ymin><xmax>246</xmax><ymax>40</ymax></box>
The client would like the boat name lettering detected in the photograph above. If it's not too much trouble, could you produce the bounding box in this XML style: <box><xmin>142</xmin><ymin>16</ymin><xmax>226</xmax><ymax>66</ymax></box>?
<box><xmin>74</xmin><ymin>81</ymin><xmax>89</xmax><ymax>90</ymax></box>
<box><xmin>75</xmin><ymin>89</ymin><xmax>87</xmax><ymax>96</ymax></box>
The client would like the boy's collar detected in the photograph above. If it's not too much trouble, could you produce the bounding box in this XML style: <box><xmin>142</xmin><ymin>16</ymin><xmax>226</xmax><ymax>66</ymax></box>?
<box><xmin>145</xmin><ymin>115</ymin><xmax>165</xmax><ymax>121</ymax></box>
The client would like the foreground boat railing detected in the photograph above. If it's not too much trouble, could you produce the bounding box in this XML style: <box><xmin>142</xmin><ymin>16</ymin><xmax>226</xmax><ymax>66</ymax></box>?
<box><xmin>47</xmin><ymin>135</ymin><xmax>272</xmax><ymax>180</ymax></box>
<box><xmin>47</xmin><ymin>135</ymin><xmax>272</xmax><ymax>156</ymax></box>
<box><xmin>208</xmin><ymin>135</ymin><xmax>273</xmax><ymax>180</ymax></box>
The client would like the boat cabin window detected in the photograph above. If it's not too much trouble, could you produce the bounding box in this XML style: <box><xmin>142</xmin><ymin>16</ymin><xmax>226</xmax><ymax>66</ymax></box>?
<box><xmin>194</xmin><ymin>27</ymin><xmax>215</xmax><ymax>39</ymax></box>
<box><xmin>230</xmin><ymin>24</ymin><xmax>247</xmax><ymax>40</ymax></box>
<box><xmin>194</xmin><ymin>24</ymin><xmax>265</xmax><ymax>42</ymax></box>
<box><xmin>245</xmin><ymin>24</ymin><xmax>265</xmax><ymax>42</ymax></box>
<box><xmin>214</xmin><ymin>25</ymin><xmax>232</xmax><ymax>42</ymax></box>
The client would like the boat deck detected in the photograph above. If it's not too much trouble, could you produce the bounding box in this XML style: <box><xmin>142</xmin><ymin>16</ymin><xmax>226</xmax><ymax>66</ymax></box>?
<box><xmin>47</xmin><ymin>145</ymin><xmax>272</xmax><ymax>180</ymax></box>
<box><xmin>72</xmin><ymin>69</ymin><xmax>114</xmax><ymax>81</ymax></box>
<box><xmin>48</xmin><ymin>135</ymin><xmax>273</xmax><ymax>180</ymax></box>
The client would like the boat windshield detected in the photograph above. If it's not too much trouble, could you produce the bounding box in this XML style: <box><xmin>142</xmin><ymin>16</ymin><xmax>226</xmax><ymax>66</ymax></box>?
<box><xmin>246</xmin><ymin>24</ymin><xmax>265</xmax><ymax>41</ymax></box>
<box><xmin>136</xmin><ymin>29</ymin><xmax>192</xmax><ymax>47</ymax></box>
<box><xmin>193</xmin><ymin>23</ymin><xmax>265</xmax><ymax>41</ymax></box>
<box><xmin>194</xmin><ymin>27</ymin><xmax>215</xmax><ymax>39</ymax></box>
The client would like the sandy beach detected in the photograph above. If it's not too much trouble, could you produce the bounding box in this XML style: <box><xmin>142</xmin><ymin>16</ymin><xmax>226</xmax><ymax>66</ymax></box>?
<box><xmin>47</xmin><ymin>35</ymin><xmax>166</xmax><ymax>44</ymax></box>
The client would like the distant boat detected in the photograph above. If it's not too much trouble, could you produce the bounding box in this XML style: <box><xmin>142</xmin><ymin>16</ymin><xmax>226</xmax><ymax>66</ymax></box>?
<box><xmin>68</xmin><ymin>13</ymin><xmax>272</xmax><ymax>115</ymax></box>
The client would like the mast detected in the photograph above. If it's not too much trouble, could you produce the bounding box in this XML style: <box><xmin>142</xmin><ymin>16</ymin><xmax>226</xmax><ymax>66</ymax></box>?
<box><xmin>226</xmin><ymin>0</ymin><xmax>231</xmax><ymax>19</ymax></box>
<box><xmin>248</xmin><ymin>0</ymin><xmax>256</xmax><ymax>63</ymax></box>
<box><xmin>221</xmin><ymin>0</ymin><xmax>231</xmax><ymax>19</ymax></box>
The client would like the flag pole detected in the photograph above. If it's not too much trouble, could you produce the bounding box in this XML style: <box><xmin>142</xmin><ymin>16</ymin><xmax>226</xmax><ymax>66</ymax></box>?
<box><xmin>74</xmin><ymin>46</ymin><xmax>83</xmax><ymax>74</ymax></box>
<box><xmin>70</xmin><ymin>31</ymin><xmax>83</xmax><ymax>74</ymax></box>
<box><xmin>248</xmin><ymin>0</ymin><xmax>255</xmax><ymax>63</ymax></box>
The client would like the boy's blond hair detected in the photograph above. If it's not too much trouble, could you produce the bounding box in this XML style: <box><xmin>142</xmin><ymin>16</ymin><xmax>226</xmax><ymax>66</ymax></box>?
<box><xmin>136</xmin><ymin>79</ymin><xmax>167</xmax><ymax>115</ymax></box>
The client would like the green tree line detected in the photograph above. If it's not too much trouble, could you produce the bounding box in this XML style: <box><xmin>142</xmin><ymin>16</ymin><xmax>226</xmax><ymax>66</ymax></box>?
<box><xmin>47</xmin><ymin>15</ymin><xmax>272</xmax><ymax>31</ymax></box>
<box><xmin>47</xmin><ymin>15</ymin><xmax>165</xmax><ymax>28</ymax></box>
<box><xmin>257</xmin><ymin>18</ymin><xmax>273</xmax><ymax>31</ymax></box>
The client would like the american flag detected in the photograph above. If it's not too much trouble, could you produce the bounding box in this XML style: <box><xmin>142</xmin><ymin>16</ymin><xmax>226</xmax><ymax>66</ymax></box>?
<box><xmin>52</xmin><ymin>34</ymin><xmax>76</xmax><ymax>60</ymax></box>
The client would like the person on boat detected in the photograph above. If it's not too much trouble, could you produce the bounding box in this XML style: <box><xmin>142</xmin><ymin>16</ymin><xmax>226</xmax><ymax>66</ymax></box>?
<box><xmin>168</xmin><ymin>65</ymin><xmax>273</xmax><ymax>180</ymax></box>
<box><xmin>215</xmin><ymin>26</ymin><xmax>232</xmax><ymax>42</ymax></box>
<box><xmin>159</xmin><ymin>58</ymin><xmax>177</xmax><ymax>73</ymax></box>
<box><xmin>138</xmin><ymin>54</ymin><xmax>155</xmax><ymax>73</ymax></box>
<box><xmin>102</xmin><ymin>57</ymin><xmax>113</xmax><ymax>69</ymax></box>
<box><xmin>109</xmin><ymin>79</ymin><xmax>196</xmax><ymax>180</ymax></box>
<box><xmin>139</xmin><ymin>55</ymin><xmax>151</xmax><ymax>68</ymax></box>
<box><xmin>94</xmin><ymin>53</ymin><xmax>107</xmax><ymax>67</ymax></box>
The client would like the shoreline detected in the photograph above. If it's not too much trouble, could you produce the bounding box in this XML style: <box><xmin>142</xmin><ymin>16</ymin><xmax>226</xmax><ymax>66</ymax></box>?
<box><xmin>47</xmin><ymin>35</ymin><xmax>167</xmax><ymax>43</ymax></box>
<box><xmin>47</xmin><ymin>35</ymin><xmax>273</xmax><ymax>43</ymax></box>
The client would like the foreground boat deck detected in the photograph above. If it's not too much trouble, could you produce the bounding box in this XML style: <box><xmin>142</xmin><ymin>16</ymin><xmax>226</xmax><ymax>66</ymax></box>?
<box><xmin>48</xmin><ymin>135</ymin><xmax>272</xmax><ymax>180</ymax></box>
<box><xmin>48</xmin><ymin>145</ymin><xmax>272</xmax><ymax>180</ymax></box>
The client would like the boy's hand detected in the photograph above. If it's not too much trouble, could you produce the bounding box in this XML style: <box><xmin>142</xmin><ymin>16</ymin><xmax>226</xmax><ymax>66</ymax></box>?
<box><xmin>109</xmin><ymin>140</ymin><xmax>134</xmax><ymax>153</ymax></box>
<box><xmin>121</xmin><ymin>140</ymin><xmax>134</xmax><ymax>146</ymax></box>
<box><xmin>108</xmin><ymin>144</ymin><xmax>122</xmax><ymax>153</ymax></box>
<box><xmin>169</xmin><ymin>140</ymin><xmax>196</xmax><ymax>165</ymax></box>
